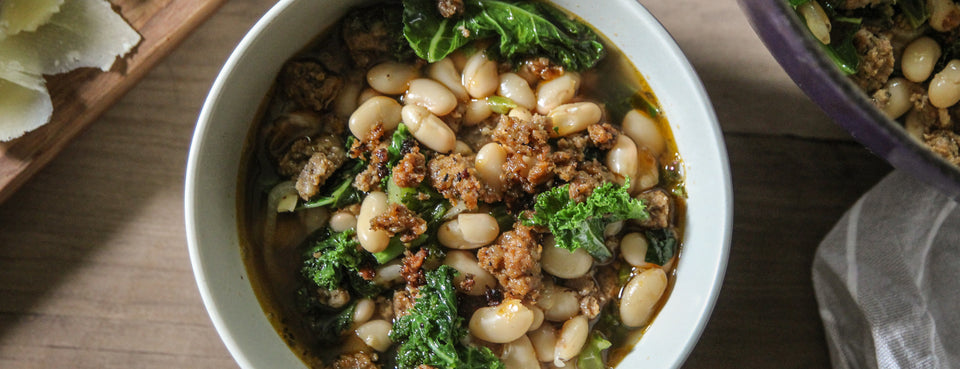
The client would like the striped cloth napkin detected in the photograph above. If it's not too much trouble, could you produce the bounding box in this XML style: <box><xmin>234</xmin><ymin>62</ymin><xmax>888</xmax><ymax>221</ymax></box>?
<box><xmin>813</xmin><ymin>170</ymin><xmax>960</xmax><ymax>369</ymax></box>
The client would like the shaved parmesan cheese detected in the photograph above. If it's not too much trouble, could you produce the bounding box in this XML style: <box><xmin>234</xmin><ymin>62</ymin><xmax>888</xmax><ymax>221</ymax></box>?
<box><xmin>0</xmin><ymin>78</ymin><xmax>53</xmax><ymax>141</ymax></box>
<box><xmin>0</xmin><ymin>0</ymin><xmax>141</xmax><ymax>141</ymax></box>
<box><xmin>0</xmin><ymin>0</ymin><xmax>66</xmax><ymax>39</ymax></box>
<box><xmin>0</xmin><ymin>61</ymin><xmax>46</xmax><ymax>91</ymax></box>
<box><xmin>0</xmin><ymin>0</ymin><xmax>141</xmax><ymax>75</ymax></box>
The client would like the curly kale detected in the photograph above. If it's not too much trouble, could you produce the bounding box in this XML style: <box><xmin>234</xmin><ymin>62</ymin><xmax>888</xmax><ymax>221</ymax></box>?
<box><xmin>301</xmin><ymin>229</ymin><xmax>380</xmax><ymax>297</ymax></box>
<box><xmin>522</xmin><ymin>182</ymin><xmax>648</xmax><ymax>261</ymax></box>
<box><xmin>389</xmin><ymin>266</ymin><xmax>504</xmax><ymax>369</ymax></box>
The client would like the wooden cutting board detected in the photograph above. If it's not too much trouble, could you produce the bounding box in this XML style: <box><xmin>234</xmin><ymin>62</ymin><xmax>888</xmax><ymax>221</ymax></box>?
<box><xmin>0</xmin><ymin>0</ymin><xmax>227</xmax><ymax>204</ymax></box>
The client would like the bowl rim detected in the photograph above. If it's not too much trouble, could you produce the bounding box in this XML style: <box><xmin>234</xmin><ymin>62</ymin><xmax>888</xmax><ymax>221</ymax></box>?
<box><xmin>739</xmin><ymin>0</ymin><xmax>960</xmax><ymax>200</ymax></box>
<box><xmin>185</xmin><ymin>0</ymin><xmax>733</xmax><ymax>368</ymax></box>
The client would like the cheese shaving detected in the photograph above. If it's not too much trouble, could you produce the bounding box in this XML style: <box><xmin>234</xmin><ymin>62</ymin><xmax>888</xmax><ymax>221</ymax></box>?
<box><xmin>0</xmin><ymin>0</ymin><xmax>141</xmax><ymax>141</ymax></box>
<box><xmin>0</xmin><ymin>0</ymin><xmax>66</xmax><ymax>40</ymax></box>
<box><xmin>0</xmin><ymin>79</ymin><xmax>54</xmax><ymax>141</ymax></box>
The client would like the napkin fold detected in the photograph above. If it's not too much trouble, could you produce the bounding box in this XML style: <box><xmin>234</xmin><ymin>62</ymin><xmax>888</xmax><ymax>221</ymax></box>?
<box><xmin>813</xmin><ymin>170</ymin><xmax>960</xmax><ymax>369</ymax></box>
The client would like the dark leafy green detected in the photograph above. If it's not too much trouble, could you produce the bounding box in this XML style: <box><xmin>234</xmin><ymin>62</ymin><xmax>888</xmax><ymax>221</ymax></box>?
<box><xmin>301</xmin><ymin>229</ymin><xmax>380</xmax><ymax>297</ymax></box>
<box><xmin>577</xmin><ymin>331</ymin><xmax>612</xmax><ymax>369</ymax></box>
<box><xmin>402</xmin><ymin>0</ymin><xmax>605</xmax><ymax>70</ymax></box>
<box><xmin>898</xmin><ymin>0</ymin><xmax>929</xmax><ymax>29</ymax></box>
<box><xmin>294</xmin><ymin>293</ymin><xmax>357</xmax><ymax>344</ymax></box>
<box><xmin>788</xmin><ymin>0</ymin><xmax>861</xmax><ymax>75</ymax></box>
<box><xmin>522</xmin><ymin>182</ymin><xmax>648</xmax><ymax>261</ymax></box>
<box><xmin>644</xmin><ymin>228</ymin><xmax>678</xmax><ymax>266</ymax></box>
<box><xmin>390</xmin><ymin>266</ymin><xmax>504</xmax><ymax>369</ymax></box>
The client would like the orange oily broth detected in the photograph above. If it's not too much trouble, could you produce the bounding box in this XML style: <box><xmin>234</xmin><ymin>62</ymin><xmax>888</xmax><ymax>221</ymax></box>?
<box><xmin>237</xmin><ymin>4</ymin><xmax>686</xmax><ymax>368</ymax></box>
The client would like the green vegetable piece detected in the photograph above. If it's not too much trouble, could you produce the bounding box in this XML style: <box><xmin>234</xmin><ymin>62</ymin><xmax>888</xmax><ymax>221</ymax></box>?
<box><xmin>300</xmin><ymin>159</ymin><xmax>364</xmax><ymax>210</ymax></box>
<box><xmin>402</xmin><ymin>0</ymin><xmax>605</xmax><ymax>71</ymax></box>
<box><xmin>486</xmin><ymin>95</ymin><xmax>517</xmax><ymax>114</ymax></box>
<box><xmin>631</xmin><ymin>92</ymin><xmax>660</xmax><ymax>118</ymax></box>
<box><xmin>523</xmin><ymin>182</ymin><xmax>648</xmax><ymax>261</ymax></box>
<box><xmin>373</xmin><ymin>238</ymin><xmax>405</xmax><ymax>264</ymax></box>
<box><xmin>898</xmin><ymin>0</ymin><xmax>929</xmax><ymax>28</ymax></box>
<box><xmin>390</xmin><ymin>266</ymin><xmax>504</xmax><ymax>369</ymax></box>
<box><xmin>300</xmin><ymin>229</ymin><xmax>380</xmax><ymax>297</ymax></box>
<box><xmin>644</xmin><ymin>228</ymin><xmax>677</xmax><ymax>266</ymax></box>
<box><xmin>577</xmin><ymin>331</ymin><xmax>612</xmax><ymax>369</ymax></box>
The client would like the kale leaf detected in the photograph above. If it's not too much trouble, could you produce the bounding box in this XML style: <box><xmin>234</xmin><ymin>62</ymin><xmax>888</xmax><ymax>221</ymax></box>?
<box><xmin>577</xmin><ymin>331</ymin><xmax>612</xmax><ymax>369</ymax></box>
<box><xmin>522</xmin><ymin>182</ymin><xmax>648</xmax><ymax>261</ymax></box>
<box><xmin>390</xmin><ymin>265</ymin><xmax>504</xmax><ymax>369</ymax></box>
<box><xmin>402</xmin><ymin>0</ymin><xmax>605</xmax><ymax>71</ymax></box>
<box><xmin>644</xmin><ymin>228</ymin><xmax>678</xmax><ymax>266</ymax></box>
<box><xmin>301</xmin><ymin>229</ymin><xmax>380</xmax><ymax>297</ymax></box>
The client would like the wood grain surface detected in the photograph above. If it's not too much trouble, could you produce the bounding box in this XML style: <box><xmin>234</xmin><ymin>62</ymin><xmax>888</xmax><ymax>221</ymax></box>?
<box><xmin>0</xmin><ymin>0</ymin><xmax>894</xmax><ymax>368</ymax></box>
<box><xmin>0</xmin><ymin>0</ymin><xmax>228</xmax><ymax>204</ymax></box>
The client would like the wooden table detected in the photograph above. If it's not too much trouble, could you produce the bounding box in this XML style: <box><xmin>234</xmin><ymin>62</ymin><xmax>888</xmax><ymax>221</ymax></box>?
<box><xmin>0</xmin><ymin>0</ymin><xmax>893</xmax><ymax>368</ymax></box>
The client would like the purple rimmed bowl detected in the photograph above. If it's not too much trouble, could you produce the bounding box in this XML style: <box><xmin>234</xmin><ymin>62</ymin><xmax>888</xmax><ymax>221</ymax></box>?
<box><xmin>739</xmin><ymin>0</ymin><xmax>960</xmax><ymax>200</ymax></box>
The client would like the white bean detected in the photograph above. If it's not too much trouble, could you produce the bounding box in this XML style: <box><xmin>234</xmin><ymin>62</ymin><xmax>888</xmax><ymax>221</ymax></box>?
<box><xmin>902</xmin><ymin>37</ymin><xmax>941</xmax><ymax>83</ymax></box>
<box><xmin>464</xmin><ymin>98</ymin><xmax>493</xmax><ymax>126</ymax></box>
<box><xmin>373</xmin><ymin>260</ymin><xmax>404</xmax><ymax>286</ymax></box>
<box><xmin>619</xmin><ymin>267</ymin><xmax>668</xmax><ymax>327</ymax></box>
<box><xmin>529</xmin><ymin>325</ymin><xmax>558</xmax><ymax>362</ymax></box>
<box><xmin>357</xmin><ymin>87</ymin><xmax>382</xmax><ymax>104</ymax></box>
<box><xmin>798</xmin><ymin>1</ymin><xmax>831</xmax><ymax>44</ymax></box>
<box><xmin>462</xmin><ymin>51</ymin><xmax>499</xmax><ymax>98</ymax></box>
<box><xmin>355</xmin><ymin>320</ymin><xmax>393</xmax><ymax>352</ymax></box>
<box><xmin>334</xmin><ymin>78</ymin><xmax>363</xmax><ymax>119</ymax></box>
<box><xmin>904</xmin><ymin>109</ymin><xmax>925</xmax><ymax>141</ymax></box>
<box><xmin>536</xmin><ymin>72</ymin><xmax>580</xmax><ymax>114</ymax></box>
<box><xmin>604</xmin><ymin>220</ymin><xmax>624</xmax><ymax>237</ymax></box>
<box><xmin>499</xmin><ymin>72</ymin><xmax>537</xmax><ymax>110</ymax></box>
<box><xmin>357</xmin><ymin>191</ymin><xmax>391</xmax><ymax>253</ymax></box>
<box><xmin>353</xmin><ymin>298</ymin><xmax>376</xmax><ymax>325</ymax></box>
<box><xmin>404</xmin><ymin>78</ymin><xmax>458</xmax><ymax>116</ymax></box>
<box><xmin>329</xmin><ymin>210</ymin><xmax>357</xmax><ymax>232</ymax></box>
<box><xmin>454</xmin><ymin>140</ymin><xmax>474</xmax><ymax>156</ymax></box>
<box><xmin>929</xmin><ymin>0</ymin><xmax>960</xmax><ymax>32</ymax></box>
<box><xmin>401</xmin><ymin>104</ymin><xmax>456</xmax><ymax>153</ymax></box>
<box><xmin>554</xmin><ymin>315</ymin><xmax>589</xmax><ymax>366</ymax></box>
<box><xmin>526</xmin><ymin>303</ymin><xmax>545</xmax><ymax>332</ymax></box>
<box><xmin>928</xmin><ymin>59</ymin><xmax>960</xmax><ymax>108</ymax></box>
<box><xmin>635</xmin><ymin>150</ymin><xmax>660</xmax><ymax>192</ymax></box>
<box><xmin>508</xmin><ymin>107</ymin><xmax>534</xmax><ymax>121</ymax></box>
<box><xmin>502</xmin><ymin>336</ymin><xmax>540</xmax><ymax>369</ymax></box>
<box><xmin>879</xmin><ymin>78</ymin><xmax>913</xmax><ymax>119</ymax></box>
<box><xmin>469</xmin><ymin>299</ymin><xmax>534</xmax><ymax>343</ymax></box>
<box><xmin>438</xmin><ymin>213</ymin><xmax>498</xmax><ymax>249</ymax></box>
<box><xmin>620</xmin><ymin>232</ymin><xmax>649</xmax><ymax>267</ymax></box>
<box><xmin>606</xmin><ymin>135</ymin><xmax>639</xmax><ymax>190</ymax></box>
<box><xmin>299</xmin><ymin>207</ymin><xmax>330</xmax><ymax>233</ymax></box>
<box><xmin>349</xmin><ymin>96</ymin><xmax>402</xmax><ymax>139</ymax></box>
<box><xmin>458</xmin><ymin>213</ymin><xmax>500</xmax><ymax>244</ymax></box>
<box><xmin>538</xmin><ymin>283</ymin><xmax>581</xmax><ymax>322</ymax></box>
<box><xmin>428</xmin><ymin>58</ymin><xmax>469</xmax><ymax>101</ymax></box>
<box><xmin>367</xmin><ymin>62</ymin><xmax>418</xmax><ymax>95</ymax></box>
<box><xmin>622</xmin><ymin>109</ymin><xmax>665</xmax><ymax>156</ymax></box>
<box><xmin>443</xmin><ymin>250</ymin><xmax>497</xmax><ymax>296</ymax></box>
<box><xmin>476</xmin><ymin>142</ymin><xmax>506</xmax><ymax>190</ymax></box>
<box><xmin>548</xmin><ymin>102</ymin><xmax>602</xmax><ymax>137</ymax></box>
<box><xmin>541</xmin><ymin>237</ymin><xmax>593</xmax><ymax>279</ymax></box>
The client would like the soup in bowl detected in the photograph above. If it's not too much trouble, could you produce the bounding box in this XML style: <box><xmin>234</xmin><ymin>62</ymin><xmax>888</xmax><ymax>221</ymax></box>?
<box><xmin>186</xmin><ymin>0</ymin><xmax>732</xmax><ymax>368</ymax></box>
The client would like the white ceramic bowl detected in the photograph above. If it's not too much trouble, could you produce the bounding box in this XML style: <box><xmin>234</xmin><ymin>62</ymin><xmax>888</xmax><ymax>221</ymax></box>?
<box><xmin>185</xmin><ymin>0</ymin><xmax>733</xmax><ymax>368</ymax></box>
